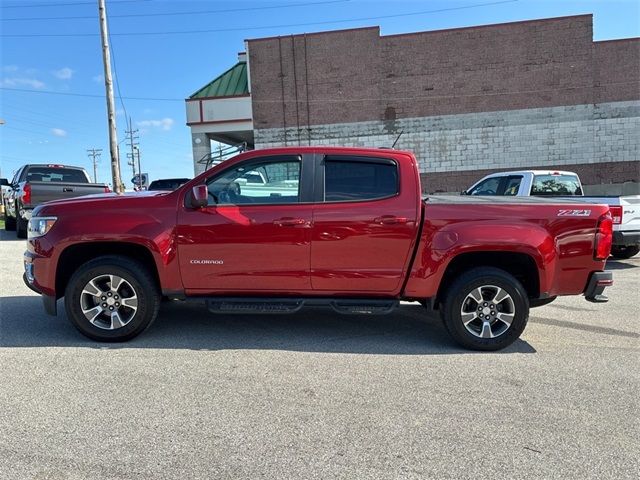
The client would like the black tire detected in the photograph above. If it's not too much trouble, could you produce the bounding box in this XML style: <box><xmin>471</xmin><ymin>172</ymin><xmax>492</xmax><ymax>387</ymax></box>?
<box><xmin>440</xmin><ymin>267</ymin><xmax>529</xmax><ymax>351</ymax></box>
<box><xmin>4</xmin><ymin>209</ymin><xmax>16</xmax><ymax>231</ymax></box>
<box><xmin>64</xmin><ymin>255</ymin><xmax>160</xmax><ymax>342</ymax></box>
<box><xmin>610</xmin><ymin>245</ymin><xmax>640</xmax><ymax>260</ymax></box>
<box><xmin>530</xmin><ymin>296</ymin><xmax>557</xmax><ymax>308</ymax></box>
<box><xmin>16</xmin><ymin>214</ymin><xmax>27</xmax><ymax>238</ymax></box>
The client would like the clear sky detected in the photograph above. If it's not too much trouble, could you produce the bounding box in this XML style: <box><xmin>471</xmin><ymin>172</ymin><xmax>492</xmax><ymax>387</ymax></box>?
<box><xmin>1</xmin><ymin>0</ymin><xmax>638</xmax><ymax>187</ymax></box>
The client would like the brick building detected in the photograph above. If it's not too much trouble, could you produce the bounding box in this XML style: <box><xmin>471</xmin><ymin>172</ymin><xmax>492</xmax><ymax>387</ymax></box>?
<box><xmin>185</xmin><ymin>14</ymin><xmax>640</xmax><ymax>193</ymax></box>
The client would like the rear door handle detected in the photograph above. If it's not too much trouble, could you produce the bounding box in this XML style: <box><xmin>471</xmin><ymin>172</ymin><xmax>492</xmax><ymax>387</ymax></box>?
<box><xmin>374</xmin><ymin>215</ymin><xmax>409</xmax><ymax>225</ymax></box>
<box><xmin>273</xmin><ymin>217</ymin><xmax>308</xmax><ymax>227</ymax></box>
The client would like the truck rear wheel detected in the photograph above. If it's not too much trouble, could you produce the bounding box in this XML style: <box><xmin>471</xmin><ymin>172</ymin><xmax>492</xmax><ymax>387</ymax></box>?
<box><xmin>610</xmin><ymin>245</ymin><xmax>639</xmax><ymax>259</ymax></box>
<box><xmin>64</xmin><ymin>255</ymin><xmax>160</xmax><ymax>342</ymax></box>
<box><xmin>441</xmin><ymin>267</ymin><xmax>529</xmax><ymax>351</ymax></box>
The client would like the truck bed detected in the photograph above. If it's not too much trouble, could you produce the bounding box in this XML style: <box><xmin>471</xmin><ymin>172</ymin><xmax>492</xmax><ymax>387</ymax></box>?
<box><xmin>423</xmin><ymin>194</ymin><xmax>610</xmax><ymax>205</ymax></box>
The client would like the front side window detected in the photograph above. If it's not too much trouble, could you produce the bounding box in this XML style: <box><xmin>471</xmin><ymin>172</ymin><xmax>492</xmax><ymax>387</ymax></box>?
<box><xmin>206</xmin><ymin>158</ymin><xmax>300</xmax><ymax>205</ymax></box>
<box><xmin>469</xmin><ymin>177</ymin><xmax>501</xmax><ymax>195</ymax></box>
<box><xmin>324</xmin><ymin>158</ymin><xmax>398</xmax><ymax>202</ymax></box>
<box><xmin>531</xmin><ymin>174</ymin><xmax>582</xmax><ymax>196</ymax></box>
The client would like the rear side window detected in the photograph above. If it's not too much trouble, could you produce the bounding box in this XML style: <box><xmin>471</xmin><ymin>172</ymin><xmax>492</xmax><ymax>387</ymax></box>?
<box><xmin>531</xmin><ymin>174</ymin><xmax>582</xmax><ymax>196</ymax></box>
<box><xmin>503</xmin><ymin>176</ymin><xmax>522</xmax><ymax>196</ymax></box>
<box><xmin>25</xmin><ymin>167</ymin><xmax>88</xmax><ymax>183</ymax></box>
<box><xmin>324</xmin><ymin>158</ymin><xmax>398</xmax><ymax>202</ymax></box>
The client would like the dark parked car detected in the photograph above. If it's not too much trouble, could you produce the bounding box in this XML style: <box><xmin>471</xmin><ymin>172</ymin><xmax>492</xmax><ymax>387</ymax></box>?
<box><xmin>148</xmin><ymin>178</ymin><xmax>190</xmax><ymax>191</ymax></box>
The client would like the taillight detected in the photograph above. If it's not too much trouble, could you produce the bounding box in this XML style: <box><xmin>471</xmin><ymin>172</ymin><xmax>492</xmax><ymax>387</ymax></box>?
<box><xmin>594</xmin><ymin>212</ymin><xmax>613</xmax><ymax>260</ymax></box>
<box><xmin>103</xmin><ymin>186</ymin><xmax>111</xmax><ymax>193</ymax></box>
<box><xmin>609</xmin><ymin>205</ymin><xmax>622</xmax><ymax>225</ymax></box>
<box><xmin>23</xmin><ymin>183</ymin><xmax>32</xmax><ymax>205</ymax></box>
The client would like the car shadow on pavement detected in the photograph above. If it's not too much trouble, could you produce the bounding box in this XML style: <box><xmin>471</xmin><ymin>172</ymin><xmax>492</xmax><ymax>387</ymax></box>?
<box><xmin>605</xmin><ymin>259</ymin><xmax>638</xmax><ymax>270</ymax></box>
<box><xmin>0</xmin><ymin>296</ymin><xmax>536</xmax><ymax>355</ymax></box>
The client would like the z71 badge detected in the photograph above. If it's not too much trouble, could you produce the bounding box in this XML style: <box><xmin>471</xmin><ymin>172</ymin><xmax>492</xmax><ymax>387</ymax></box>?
<box><xmin>557</xmin><ymin>209</ymin><xmax>591</xmax><ymax>217</ymax></box>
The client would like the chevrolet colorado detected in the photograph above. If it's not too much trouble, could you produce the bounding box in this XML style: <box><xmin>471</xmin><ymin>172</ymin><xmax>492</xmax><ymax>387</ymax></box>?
<box><xmin>24</xmin><ymin>147</ymin><xmax>613</xmax><ymax>350</ymax></box>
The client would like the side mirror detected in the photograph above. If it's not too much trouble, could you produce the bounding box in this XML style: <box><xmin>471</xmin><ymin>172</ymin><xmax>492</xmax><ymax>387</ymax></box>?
<box><xmin>189</xmin><ymin>185</ymin><xmax>208</xmax><ymax>209</ymax></box>
<box><xmin>460</xmin><ymin>190</ymin><xmax>468</xmax><ymax>195</ymax></box>
<box><xmin>0</xmin><ymin>178</ymin><xmax>9</xmax><ymax>187</ymax></box>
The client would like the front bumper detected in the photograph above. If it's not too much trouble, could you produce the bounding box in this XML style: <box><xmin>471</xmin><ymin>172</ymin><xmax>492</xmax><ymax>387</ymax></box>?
<box><xmin>613</xmin><ymin>230</ymin><xmax>640</xmax><ymax>247</ymax></box>
<box><xmin>584</xmin><ymin>271</ymin><xmax>613</xmax><ymax>303</ymax></box>
<box><xmin>23</xmin><ymin>256</ymin><xmax>57</xmax><ymax>316</ymax></box>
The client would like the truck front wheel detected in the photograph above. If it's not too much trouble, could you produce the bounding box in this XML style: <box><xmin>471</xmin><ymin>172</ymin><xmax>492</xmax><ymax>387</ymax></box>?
<box><xmin>16</xmin><ymin>213</ymin><xmax>27</xmax><ymax>238</ymax></box>
<box><xmin>64</xmin><ymin>255</ymin><xmax>161</xmax><ymax>342</ymax></box>
<box><xmin>441</xmin><ymin>267</ymin><xmax>529</xmax><ymax>351</ymax></box>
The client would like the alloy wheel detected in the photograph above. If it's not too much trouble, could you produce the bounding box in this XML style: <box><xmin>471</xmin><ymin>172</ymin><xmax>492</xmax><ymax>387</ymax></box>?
<box><xmin>79</xmin><ymin>274</ymin><xmax>139</xmax><ymax>330</ymax></box>
<box><xmin>460</xmin><ymin>285</ymin><xmax>515</xmax><ymax>339</ymax></box>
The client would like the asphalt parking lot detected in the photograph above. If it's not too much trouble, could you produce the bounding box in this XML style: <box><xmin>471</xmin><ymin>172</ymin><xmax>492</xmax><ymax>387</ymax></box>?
<box><xmin>0</xmin><ymin>229</ymin><xmax>638</xmax><ymax>479</ymax></box>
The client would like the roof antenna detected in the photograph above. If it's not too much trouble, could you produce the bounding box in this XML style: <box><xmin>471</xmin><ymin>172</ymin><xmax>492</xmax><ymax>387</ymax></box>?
<box><xmin>391</xmin><ymin>130</ymin><xmax>404</xmax><ymax>149</ymax></box>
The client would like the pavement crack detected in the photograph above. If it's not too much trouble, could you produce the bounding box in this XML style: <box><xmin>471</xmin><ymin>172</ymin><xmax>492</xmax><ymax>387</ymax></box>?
<box><xmin>523</xmin><ymin>446</ymin><xmax>542</xmax><ymax>454</ymax></box>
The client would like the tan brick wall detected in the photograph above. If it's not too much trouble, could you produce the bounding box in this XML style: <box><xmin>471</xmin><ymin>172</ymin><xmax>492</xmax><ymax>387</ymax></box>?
<box><xmin>247</xmin><ymin>15</ymin><xmax>639</xmax><ymax>131</ymax></box>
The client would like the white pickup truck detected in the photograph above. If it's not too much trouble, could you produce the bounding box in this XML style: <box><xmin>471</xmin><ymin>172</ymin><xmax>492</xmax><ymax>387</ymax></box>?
<box><xmin>464</xmin><ymin>170</ymin><xmax>640</xmax><ymax>259</ymax></box>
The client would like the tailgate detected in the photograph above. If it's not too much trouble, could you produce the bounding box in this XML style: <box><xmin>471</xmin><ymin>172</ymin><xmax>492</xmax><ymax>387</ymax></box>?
<box><xmin>27</xmin><ymin>181</ymin><xmax>106</xmax><ymax>206</ymax></box>
<box><xmin>618</xmin><ymin>196</ymin><xmax>640</xmax><ymax>232</ymax></box>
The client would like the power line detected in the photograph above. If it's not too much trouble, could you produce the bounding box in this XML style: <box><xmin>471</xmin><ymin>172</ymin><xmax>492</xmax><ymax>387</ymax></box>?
<box><xmin>107</xmin><ymin>24</ymin><xmax>128</xmax><ymax>121</ymax></box>
<box><xmin>0</xmin><ymin>0</ymin><xmax>153</xmax><ymax>9</ymax></box>
<box><xmin>0</xmin><ymin>87</ymin><xmax>182</xmax><ymax>101</ymax></box>
<box><xmin>0</xmin><ymin>1</ymin><xmax>519</xmax><ymax>37</ymax></box>
<box><xmin>1</xmin><ymin>0</ymin><xmax>349</xmax><ymax>21</ymax></box>
<box><xmin>2</xmin><ymin>80</ymin><xmax>638</xmax><ymax>104</ymax></box>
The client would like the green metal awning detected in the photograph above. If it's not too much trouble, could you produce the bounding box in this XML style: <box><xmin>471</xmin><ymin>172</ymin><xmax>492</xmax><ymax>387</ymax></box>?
<box><xmin>189</xmin><ymin>61</ymin><xmax>248</xmax><ymax>99</ymax></box>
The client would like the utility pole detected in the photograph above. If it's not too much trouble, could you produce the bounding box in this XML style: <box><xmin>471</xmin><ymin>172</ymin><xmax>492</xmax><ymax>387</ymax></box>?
<box><xmin>87</xmin><ymin>148</ymin><xmax>103</xmax><ymax>182</ymax></box>
<box><xmin>125</xmin><ymin>117</ymin><xmax>139</xmax><ymax>188</ymax></box>
<box><xmin>98</xmin><ymin>0</ymin><xmax>123</xmax><ymax>193</ymax></box>
<box><xmin>134</xmin><ymin>145</ymin><xmax>143</xmax><ymax>190</ymax></box>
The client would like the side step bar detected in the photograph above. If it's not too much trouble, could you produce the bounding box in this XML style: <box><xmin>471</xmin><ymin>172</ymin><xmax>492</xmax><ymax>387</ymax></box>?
<box><xmin>205</xmin><ymin>297</ymin><xmax>399</xmax><ymax>315</ymax></box>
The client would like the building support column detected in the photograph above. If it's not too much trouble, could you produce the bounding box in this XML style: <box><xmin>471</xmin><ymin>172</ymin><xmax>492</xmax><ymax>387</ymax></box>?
<box><xmin>191</xmin><ymin>132</ymin><xmax>211</xmax><ymax>176</ymax></box>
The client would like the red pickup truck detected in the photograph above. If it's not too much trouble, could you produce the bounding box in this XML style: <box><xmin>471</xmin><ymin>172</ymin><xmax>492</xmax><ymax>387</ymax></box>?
<box><xmin>24</xmin><ymin>147</ymin><xmax>613</xmax><ymax>350</ymax></box>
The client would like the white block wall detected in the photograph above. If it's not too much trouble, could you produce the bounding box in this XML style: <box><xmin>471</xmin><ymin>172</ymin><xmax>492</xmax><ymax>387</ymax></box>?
<box><xmin>254</xmin><ymin>101</ymin><xmax>639</xmax><ymax>173</ymax></box>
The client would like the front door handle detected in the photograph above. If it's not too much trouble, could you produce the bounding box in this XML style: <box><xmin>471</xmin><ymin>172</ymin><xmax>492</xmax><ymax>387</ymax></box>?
<box><xmin>273</xmin><ymin>217</ymin><xmax>308</xmax><ymax>227</ymax></box>
<box><xmin>374</xmin><ymin>215</ymin><xmax>409</xmax><ymax>225</ymax></box>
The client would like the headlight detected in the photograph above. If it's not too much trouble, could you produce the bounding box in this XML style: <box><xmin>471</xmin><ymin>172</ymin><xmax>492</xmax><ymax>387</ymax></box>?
<box><xmin>27</xmin><ymin>216</ymin><xmax>57</xmax><ymax>239</ymax></box>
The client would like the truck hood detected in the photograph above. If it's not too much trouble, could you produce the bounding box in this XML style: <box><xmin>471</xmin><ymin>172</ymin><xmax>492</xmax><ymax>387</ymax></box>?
<box><xmin>33</xmin><ymin>190</ymin><xmax>174</xmax><ymax>216</ymax></box>
<box><xmin>42</xmin><ymin>190</ymin><xmax>169</xmax><ymax>206</ymax></box>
